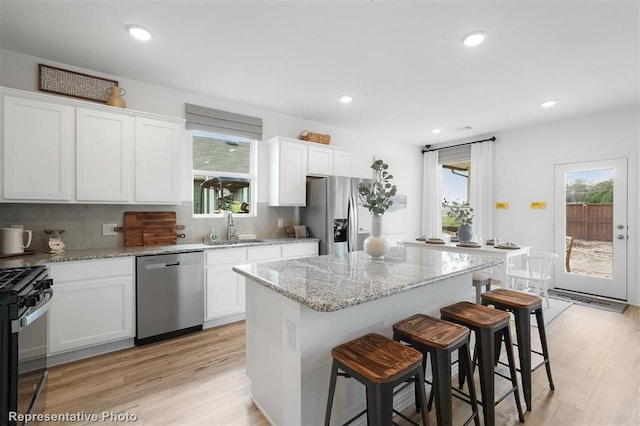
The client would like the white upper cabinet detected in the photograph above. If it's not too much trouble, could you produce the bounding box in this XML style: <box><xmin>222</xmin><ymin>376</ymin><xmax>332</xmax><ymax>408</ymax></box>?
<box><xmin>1</xmin><ymin>87</ymin><xmax>184</xmax><ymax>204</ymax></box>
<box><xmin>333</xmin><ymin>150</ymin><xmax>356</xmax><ymax>177</ymax></box>
<box><xmin>135</xmin><ymin>117</ymin><xmax>182</xmax><ymax>204</ymax></box>
<box><xmin>3</xmin><ymin>95</ymin><xmax>74</xmax><ymax>201</ymax></box>
<box><xmin>307</xmin><ymin>144</ymin><xmax>334</xmax><ymax>176</ymax></box>
<box><xmin>269</xmin><ymin>137</ymin><xmax>308</xmax><ymax>206</ymax></box>
<box><xmin>307</xmin><ymin>145</ymin><xmax>356</xmax><ymax>177</ymax></box>
<box><xmin>76</xmin><ymin>108</ymin><xmax>134</xmax><ymax>202</ymax></box>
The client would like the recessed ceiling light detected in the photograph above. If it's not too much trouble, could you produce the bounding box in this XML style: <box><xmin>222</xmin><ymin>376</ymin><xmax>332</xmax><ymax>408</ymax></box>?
<box><xmin>339</xmin><ymin>95</ymin><xmax>353</xmax><ymax>104</ymax></box>
<box><xmin>127</xmin><ymin>25</ymin><xmax>152</xmax><ymax>41</ymax></box>
<box><xmin>463</xmin><ymin>32</ymin><xmax>486</xmax><ymax>47</ymax></box>
<box><xmin>540</xmin><ymin>100</ymin><xmax>557</xmax><ymax>108</ymax></box>
<box><xmin>431</xmin><ymin>128</ymin><xmax>442</xmax><ymax>134</ymax></box>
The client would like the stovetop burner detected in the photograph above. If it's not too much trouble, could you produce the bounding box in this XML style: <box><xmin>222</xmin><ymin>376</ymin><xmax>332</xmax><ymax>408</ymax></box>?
<box><xmin>0</xmin><ymin>265</ymin><xmax>48</xmax><ymax>294</ymax></box>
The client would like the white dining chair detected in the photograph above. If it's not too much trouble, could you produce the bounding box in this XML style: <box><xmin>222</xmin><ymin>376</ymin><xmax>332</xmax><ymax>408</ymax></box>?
<box><xmin>507</xmin><ymin>252</ymin><xmax>558</xmax><ymax>308</ymax></box>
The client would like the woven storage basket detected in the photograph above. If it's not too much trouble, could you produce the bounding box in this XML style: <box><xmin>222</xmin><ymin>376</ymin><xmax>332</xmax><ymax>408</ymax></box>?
<box><xmin>299</xmin><ymin>130</ymin><xmax>331</xmax><ymax>145</ymax></box>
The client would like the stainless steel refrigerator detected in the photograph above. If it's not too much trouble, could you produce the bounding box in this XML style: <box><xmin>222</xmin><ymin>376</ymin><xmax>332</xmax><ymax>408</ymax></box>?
<box><xmin>299</xmin><ymin>176</ymin><xmax>373</xmax><ymax>255</ymax></box>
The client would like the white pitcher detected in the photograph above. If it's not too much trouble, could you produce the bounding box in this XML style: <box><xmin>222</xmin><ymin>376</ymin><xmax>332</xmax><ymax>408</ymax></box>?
<box><xmin>0</xmin><ymin>227</ymin><xmax>32</xmax><ymax>255</ymax></box>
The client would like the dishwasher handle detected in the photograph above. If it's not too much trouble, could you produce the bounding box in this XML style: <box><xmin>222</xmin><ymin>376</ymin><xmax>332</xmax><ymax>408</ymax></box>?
<box><xmin>146</xmin><ymin>261</ymin><xmax>180</xmax><ymax>270</ymax></box>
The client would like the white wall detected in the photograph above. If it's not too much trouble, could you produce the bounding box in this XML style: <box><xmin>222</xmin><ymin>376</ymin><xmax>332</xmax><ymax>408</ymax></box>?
<box><xmin>0</xmin><ymin>48</ymin><xmax>424</xmax><ymax>242</ymax></box>
<box><xmin>492</xmin><ymin>105</ymin><xmax>639</xmax><ymax>304</ymax></box>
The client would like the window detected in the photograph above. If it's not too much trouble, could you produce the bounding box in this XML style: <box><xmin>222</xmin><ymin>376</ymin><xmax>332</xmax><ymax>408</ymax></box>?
<box><xmin>192</xmin><ymin>131</ymin><xmax>256</xmax><ymax>216</ymax></box>
<box><xmin>441</xmin><ymin>161</ymin><xmax>470</xmax><ymax>236</ymax></box>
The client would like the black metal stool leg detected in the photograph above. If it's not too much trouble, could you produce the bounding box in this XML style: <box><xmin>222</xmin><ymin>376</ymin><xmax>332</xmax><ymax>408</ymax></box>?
<box><xmin>535</xmin><ymin>308</ymin><xmax>555</xmax><ymax>391</ymax></box>
<box><xmin>503</xmin><ymin>328</ymin><xmax>525</xmax><ymax>423</ymax></box>
<box><xmin>431</xmin><ymin>349</ymin><xmax>452</xmax><ymax>426</ymax></box>
<box><xmin>459</xmin><ymin>343</ymin><xmax>481</xmax><ymax>426</ymax></box>
<box><xmin>366</xmin><ymin>382</ymin><xmax>394</xmax><ymax>425</ymax></box>
<box><xmin>513</xmin><ymin>308</ymin><xmax>533</xmax><ymax>411</ymax></box>
<box><xmin>416</xmin><ymin>367</ymin><xmax>431</xmax><ymax>426</ymax></box>
<box><xmin>325</xmin><ymin>360</ymin><xmax>339</xmax><ymax>426</ymax></box>
<box><xmin>476</xmin><ymin>328</ymin><xmax>496</xmax><ymax>426</ymax></box>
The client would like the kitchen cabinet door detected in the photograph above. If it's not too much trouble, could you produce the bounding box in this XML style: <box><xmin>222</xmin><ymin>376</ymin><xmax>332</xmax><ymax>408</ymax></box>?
<box><xmin>76</xmin><ymin>108</ymin><xmax>134</xmax><ymax>202</ymax></box>
<box><xmin>135</xmin><ymin>117</ymin><xmax>182</xmax><ymax>204</ymax></box>
<box><xmin>205</xmin><ymin>248</ymin><xmax>247</xmax><ymax>322</ymax></box>
<box><xmin>307</xmin><ymin>144</ymin><xmax>333</xmax><ymax>176</ymax></box>
<box><xmin>268</xmin><ymin>137</ymin><xmax>307</xmax><ymax>206</ymax></box>
<box><xmin>47</xmin><ymin>258</ymin><xmax>134</xmax><ymax>355</ymax></box>
<box><xmin>281</xmin><ymin>241</ymin><xmax>319</xmax><ymax>259</ymax></box>
<box><xmin>333</xmin><ymin>150</ymin><xmax>355</xmax><ymax>177</ymax></box>
<box><xmin>3</xmin><ymin>95</ymin><xmax>73</xmax><ymax>201</ymax></box>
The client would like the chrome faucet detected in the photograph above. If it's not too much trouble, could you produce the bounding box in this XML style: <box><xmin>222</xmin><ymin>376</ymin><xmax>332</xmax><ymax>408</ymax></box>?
<box><xmin>227</xmin><ymin>211</ymin><xmax>237</xmax><ymax>241</ymax></box>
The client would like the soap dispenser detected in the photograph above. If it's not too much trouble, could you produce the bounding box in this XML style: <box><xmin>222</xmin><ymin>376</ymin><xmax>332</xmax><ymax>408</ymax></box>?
<box><xmin>210</xmin><ymin>228</ymin><xmax>218</xmax><ymax>242</ymax></box>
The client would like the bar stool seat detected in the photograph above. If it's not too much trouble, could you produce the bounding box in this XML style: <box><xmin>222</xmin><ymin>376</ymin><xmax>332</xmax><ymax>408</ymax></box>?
<box><xmin>393</xmin><ymin>314</ymin><xmax>480</xmax><ymax>426</ymax></box>
<box><xmin>441</xmin><ymin>301</ymin><xmax>525</xmax><ymax>425</ymax></box>
<box><xmin>481</xmin><ymin>288</ymin><xmax>555</xmax><ymax>411</ymax></box>
<box><xmin>325</xmin><ymin>333</ymin><xmax>430</xmax><ymax>426</ymax></box>
<box><xmin>472</xmin><ymin>271</ymin><xmax>492</xmax><ymax>304</ymax></box>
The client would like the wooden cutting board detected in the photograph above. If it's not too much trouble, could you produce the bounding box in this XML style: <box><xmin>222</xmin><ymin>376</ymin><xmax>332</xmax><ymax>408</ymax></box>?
<box><xmin>116</xmin><ymin>212</ymin><xmax>185</xmax><ymax>247</ymax></box>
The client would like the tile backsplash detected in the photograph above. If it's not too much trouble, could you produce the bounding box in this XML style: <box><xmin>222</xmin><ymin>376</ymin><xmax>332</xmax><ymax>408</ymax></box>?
<box><xmin>0</xmin><ymin>202</ymin><xmax>296</xmax><ymax>253</ymax></box>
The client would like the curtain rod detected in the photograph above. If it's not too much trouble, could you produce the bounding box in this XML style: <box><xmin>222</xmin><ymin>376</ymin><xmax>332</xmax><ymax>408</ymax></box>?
<box><xmin>421</xmin><ymin>136</ymin><xmax>496</xmax><ymax>154</ymax></box>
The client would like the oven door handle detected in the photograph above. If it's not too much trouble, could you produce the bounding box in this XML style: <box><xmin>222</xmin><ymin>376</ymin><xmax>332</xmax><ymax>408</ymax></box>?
<box><xmin>11</xmin><ymin>289</ymin><xmax>53</xmax><ymax>333</ymax></box>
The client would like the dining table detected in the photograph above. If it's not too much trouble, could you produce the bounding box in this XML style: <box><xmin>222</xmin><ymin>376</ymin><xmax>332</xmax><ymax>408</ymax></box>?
<box><xmin>403</xmin><ymin>239</ymin><xmax>531</xmax><ymax>285</ymax></box>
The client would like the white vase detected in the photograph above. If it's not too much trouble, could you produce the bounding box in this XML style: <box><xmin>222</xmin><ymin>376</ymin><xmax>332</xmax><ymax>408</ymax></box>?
<box><xmin>364</xmin><ymin>215</ymin><xmax>390</xmax><ymax>260</ymax></box>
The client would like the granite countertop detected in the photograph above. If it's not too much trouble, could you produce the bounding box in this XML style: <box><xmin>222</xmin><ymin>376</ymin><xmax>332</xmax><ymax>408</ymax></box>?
<box><xmin>0</xmin><ymin>238</ymin><xmax>319</xmax><ymax>268</ymax></box>
<box><xmin>233</xmin><ymin>246</ymin><xmax>503</xmax><ymax>312</ymax></box>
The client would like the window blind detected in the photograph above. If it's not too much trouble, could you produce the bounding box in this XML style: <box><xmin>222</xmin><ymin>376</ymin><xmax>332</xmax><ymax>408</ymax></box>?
<box><xmin>437</xmin><ymin>144</ymin><xmax>471</xmax><ymax>165</ymax></box>
<box><xmin>185</xmin><ymin>103</ymin><xmax>263</xmax><ymax>140</ymax></box>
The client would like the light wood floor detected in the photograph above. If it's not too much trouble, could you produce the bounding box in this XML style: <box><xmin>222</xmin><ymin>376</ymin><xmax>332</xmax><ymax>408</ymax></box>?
<box><xmin>42</xmin><ymin>304</ymin><xmax>639</xmax><ymax>426</ymax></box>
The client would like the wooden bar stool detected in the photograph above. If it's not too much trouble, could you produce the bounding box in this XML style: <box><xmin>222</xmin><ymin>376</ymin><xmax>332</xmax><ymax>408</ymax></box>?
<box><xmin>440</xmin><ymin>301</ymin><xmax>525</xmax><ymax>425</ymax></box>
<box><xmin>393</xmin><ymin>314</ymin><xmax>480</xmax><ymax>426</ymax></box>
<box><xmin>472</xmin><ymin>271</ymin><xmax>492</xmax><ymax>304</ymax></box>
<box><xmin>325</xmin><ymin>333</ymin><xmax>430</xmax><ymax>426</ymax></box>
<box><xmin>481</xmin><ymin>288</ymin><xmax>555</xmax><ymax>411</ymax></box>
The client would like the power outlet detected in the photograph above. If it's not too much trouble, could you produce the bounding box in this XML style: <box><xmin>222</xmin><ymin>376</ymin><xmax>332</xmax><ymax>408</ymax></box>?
<box><xmin>102</xmin><ymin>223</ymin><xmax>117</xmax><ymax>236</ymax></box>
<box><xmin>278</xmin><ymin>218</ymin><xmax>284</xmax><ymax>228</ymax></box>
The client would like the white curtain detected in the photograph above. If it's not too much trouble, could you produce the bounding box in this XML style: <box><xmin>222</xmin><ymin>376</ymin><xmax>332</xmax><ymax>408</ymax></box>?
<box><xmin>422</xmin><ymin>150</ymin><xmax>442</xmax><ymax>237</ymax></box>
<box><xmin>470</xmin><ymin>141</ymin><xmax>494</xmax><ymax>242</ymax></box>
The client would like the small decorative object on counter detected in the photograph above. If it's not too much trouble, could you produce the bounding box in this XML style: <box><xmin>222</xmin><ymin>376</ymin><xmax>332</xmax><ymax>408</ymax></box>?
<box><xmin>45</xmin><ymin>229</ymin><xmax>66</xmax><ymax>254</ymax></box>
<box><xmin>106</xmin><ymin>84</ymin><xmax>126</xmax><ymax>108</ymax></box>
<box><xmin>0</xmin><ymin>227</ymin><xmax>32</xmax><ymax>255</ymax></box>
<box><xmin>358</xmin><ymin>159</ymin><xmax>397</xmax><ymax>260</ymax></box>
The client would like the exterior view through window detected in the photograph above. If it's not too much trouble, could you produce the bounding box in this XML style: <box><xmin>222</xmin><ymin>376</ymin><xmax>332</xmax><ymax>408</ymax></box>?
<box><xmin>441</xmin><ymin>161</ymin><xmax>470</xmax><ymax>238</ymax></box>
<box><xmin>192</xmin><ymin>131</ymin><xmax>256</xmax><ymax>216</ymax></box>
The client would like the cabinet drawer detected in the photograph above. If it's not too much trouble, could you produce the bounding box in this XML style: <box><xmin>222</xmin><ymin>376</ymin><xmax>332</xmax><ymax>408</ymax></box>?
<box><xmin>206</xmin><ymin>248</ymin><xmax>247</xmax><ymax>265</ymax></box>
<box><xmin>247</xmin><ymin>245</ymin><xmax>282</xmax><ymax>262</ymax></box>
<box><xmin>281</xmin><ymin>242</ymin><xmax>319</xmax><ymax>259</ymax></box>
<box><xmin>48</xmin><ymin>257</ymin><xmax>133</xmax><ymax>281</ymax></box>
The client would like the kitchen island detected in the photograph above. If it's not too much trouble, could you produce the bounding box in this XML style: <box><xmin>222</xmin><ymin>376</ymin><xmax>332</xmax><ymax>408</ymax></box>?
<box><xmin>233</xmin><ymin>246</ymin><xmax>502</xmax><ymax>426</ymax></box>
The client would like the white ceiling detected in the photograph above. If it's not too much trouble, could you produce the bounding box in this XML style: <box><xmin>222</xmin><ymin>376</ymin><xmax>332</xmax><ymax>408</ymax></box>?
<box><xmin>1</xmin><ymin>0</ymin><xmax>638</xmax><ymax>146</ymax></box>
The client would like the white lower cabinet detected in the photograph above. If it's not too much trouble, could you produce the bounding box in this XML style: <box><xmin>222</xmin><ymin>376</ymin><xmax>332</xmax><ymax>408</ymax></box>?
<box><xmin>205</xmin><ymin>249</ymin><xmax>248</xmax><ymax>322</ymax></box>
<box><xmin>47</xmin><ymin>258</ymin><xmax>134</xmax><ymax>355</ymax></box>
<box><xmin>282</xmin><ymin>241</ymin><xmax>319</xmax><ymax>259</ymax></box>
<box><xmin>205</xmin><ymin>242</ymin><xmax>319</xmax><ymax>326</ymax></box>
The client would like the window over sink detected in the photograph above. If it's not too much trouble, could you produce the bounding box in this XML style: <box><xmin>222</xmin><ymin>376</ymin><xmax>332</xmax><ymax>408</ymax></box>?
<box><xmin>192</xmin><ymin>130</ymin><xmax>256</xmax><ymax>217</ymax></box>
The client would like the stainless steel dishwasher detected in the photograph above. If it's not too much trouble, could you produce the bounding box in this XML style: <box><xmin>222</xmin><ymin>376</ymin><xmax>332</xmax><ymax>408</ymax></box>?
<box><xmin>136</xmin><ymin>252</ymin><xmax>204</xmax><ymax>345</ymax></box>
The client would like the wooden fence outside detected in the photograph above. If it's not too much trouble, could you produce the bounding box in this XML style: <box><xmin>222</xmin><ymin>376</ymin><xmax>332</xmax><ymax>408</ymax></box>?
<box><xmin>566</xmin><ymin>203</ymin><xmax>612</xmax><ymax>241</ymax></box>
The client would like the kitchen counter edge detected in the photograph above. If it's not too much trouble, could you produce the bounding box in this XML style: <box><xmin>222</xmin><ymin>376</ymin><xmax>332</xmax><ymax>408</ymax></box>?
<box><xmin>233</xmin><ymin>247</ymin><xmax>503</xmax><ymax>313</ymax></box>
<box><xmin>0</xmin><ymin>238</ymin><xmax>320</xmax><ymax>268</ymax></box>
